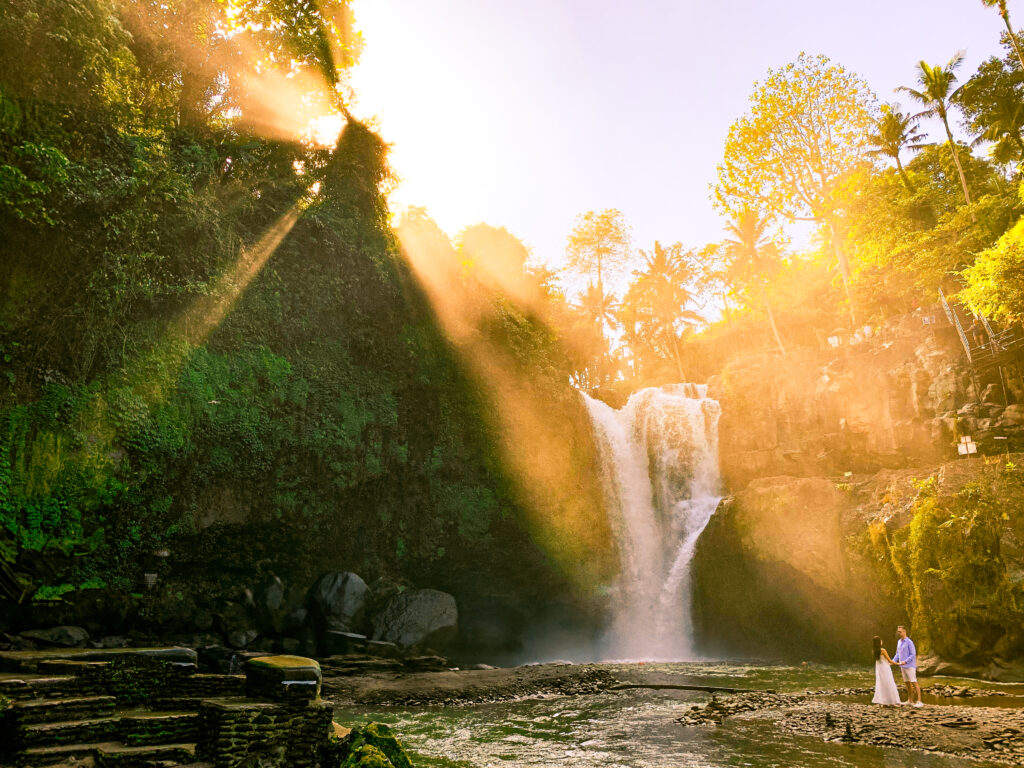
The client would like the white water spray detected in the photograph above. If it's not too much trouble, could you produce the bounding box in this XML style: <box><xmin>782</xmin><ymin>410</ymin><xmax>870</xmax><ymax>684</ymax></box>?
<box><xmin>583</xmin><ymin>384</ymin><xmax>721</xmax><ymax>660</ymax></box>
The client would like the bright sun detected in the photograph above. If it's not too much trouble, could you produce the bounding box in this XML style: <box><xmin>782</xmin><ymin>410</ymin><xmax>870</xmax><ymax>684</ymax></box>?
<box><xmin>306</xmin><ymin>112</ymin><xmax>346</xmax><ymax>149</ymax></box>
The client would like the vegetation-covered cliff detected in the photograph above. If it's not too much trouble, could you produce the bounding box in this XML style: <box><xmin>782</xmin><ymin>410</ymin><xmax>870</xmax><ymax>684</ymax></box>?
<box><xmin>0</xmin><ymin>0</ymin><xmax>614</xmax><ymax>651</ymax></box>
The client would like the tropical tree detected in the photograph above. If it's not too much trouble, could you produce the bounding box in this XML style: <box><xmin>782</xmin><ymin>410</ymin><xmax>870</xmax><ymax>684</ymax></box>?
<box><xmin>957</xmin><ymin>51</ymin><xmax>1024</xmax><ymax>166</ymax></box>
<box><xmin>619</xmin><ymin>242</ymin><xmax>703</xmax><ymax>379</ymax></box>
<box><xmin>898</xmin><ymin>53</ymin><xmax>974</xmax><ymax>209</ymax></box>
<box><xmin>720</xmin><ymin>206</ymin><xmax>788</xmax><ymax>356</ymax></box>
<box><xmin>576</xmin><ymin>282</ymin><xmax>619</xmax><ymax>330</ymax></box>
<box><xmin>962</xmin><ymin>215</ymin><xmax>1024</xmax><ymax>324</ymax></box>
<box><xmin>715</xmin><ymin>53</ymin><xmax>875</xmax><ymax>324</ymax></box>
<box><xmin>981</xmin><ymin>0</ymin><xmax>1024</xmax><ymax>72</ymax></box>
<box><xmin>564</xmin><ymin>209</ymin><xmax>632</xmax><ymax>297</ymax></box>
<box><xmin>866</xmin><ymin>104</ymin><xmax>930</xmax><ymax>192</ymax></box>
<box><xmin>972</xmin><ymin>96</ymin><xmax>1024</xmax><ymax>164</ymax></box>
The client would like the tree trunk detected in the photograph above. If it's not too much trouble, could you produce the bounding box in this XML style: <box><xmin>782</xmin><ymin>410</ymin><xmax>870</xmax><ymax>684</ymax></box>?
<box><xmin>826</xmin><ymin>219</ymin><xmax>858</xmax><ymax>326</ymax></box>
<box><xmin>895</xmin><ymin>155</ymin><xmax>916</xmax><ymax>193</ymax></box>
<box><xmin>1003</xmin><ymin>11</ymin><xmax>1024</xmax><ymax>73</ymax></box>
<box><xmin>942</xmin><ymin>114</ymin><xmax>975</xmax><ymax>217</ymax></box>
<box><xmin>760</xmin><ymin>283</ymin><xmax>787</xmax><ymax>356</ymax></box>
<box><xmin>670</xmin><ymin>333</ymin><xmax>685</xmax><ymax>381</ymax></box>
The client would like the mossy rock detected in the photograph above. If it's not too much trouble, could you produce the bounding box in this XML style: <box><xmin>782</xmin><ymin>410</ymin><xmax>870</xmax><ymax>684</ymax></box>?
<box><xmin>246</xmin><ymin>655</ymin><xmax>321</xmax><ymax>675</ymax></box>
<box><xmin>329</xmin><ymin>722</ymin><xmax>413</xmax><ymax>768</ymax></box>
<box><xmin>342</xmin><ymin>744</ymin><xmax>393</xmax><ymax>768</ymax></box>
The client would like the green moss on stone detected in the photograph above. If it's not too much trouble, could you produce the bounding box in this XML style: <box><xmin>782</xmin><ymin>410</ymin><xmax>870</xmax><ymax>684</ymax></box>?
<box><xmin>248</xmin><ymin>655</ymin><xmax>320</xmax><ymax>670</ymax></box>
<box><xmin>342</xmin><ymin>744</ymin><xmax>393</xmax><ymax>768</ymax></box>
<box><xmin>329</xmin><ymin>723</ymin><xmax>413</xmax><ymax>768</ymax></box>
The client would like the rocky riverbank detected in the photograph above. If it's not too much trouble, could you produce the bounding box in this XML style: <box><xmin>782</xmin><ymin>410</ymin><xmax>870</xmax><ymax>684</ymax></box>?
<box><xmin>677</xmin><ymin>688</ymin><xmax>1024</xmax><ymax>764</ymax></box>
<box><xmin>323</xmin><ymin>662</ymin><xmax>618</xmax><ymax>706</ymax></box>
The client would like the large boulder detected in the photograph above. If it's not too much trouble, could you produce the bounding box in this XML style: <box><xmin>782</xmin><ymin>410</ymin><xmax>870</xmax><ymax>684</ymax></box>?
<box><xmin>371</xmin><ymin>589</ymin><xmax>457</xmax><ymax>651</ymax></box>
<box><xmin>257</xmin><ymin>576</ymin><xmax>305</xmax><ymax>635</ymax></box>
<box><xmin>19</xmin><ymin>625</ymin><xmax>90</xmax><ymax>648</ymax></box>
<box><xmin>216</xmin><ymin>601</ymin><xmax>259</xmax><ymax>649</ymax></box>
<box><xmin>691</xmin><ymin>477</ymin><xmax>904</xmax><ymax>661</ymax></box>
<box><xmin>310</xmin><ymin>572</ymin><xmax>369</xmax><ymax>634</ymax></box>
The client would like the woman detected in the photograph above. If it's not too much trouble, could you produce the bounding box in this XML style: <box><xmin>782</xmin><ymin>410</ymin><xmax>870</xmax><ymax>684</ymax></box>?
<box><xmin>872</xmin><ymin>635</ymin><xmax>902</xmax><ymax>705</ymax></box>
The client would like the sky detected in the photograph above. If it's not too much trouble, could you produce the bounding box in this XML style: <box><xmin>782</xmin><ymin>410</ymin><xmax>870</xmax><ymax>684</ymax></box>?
<box><xmin>347</xmin><ymin>0</ymin><xmax>1011</xmax><ymax>280</ymax></box>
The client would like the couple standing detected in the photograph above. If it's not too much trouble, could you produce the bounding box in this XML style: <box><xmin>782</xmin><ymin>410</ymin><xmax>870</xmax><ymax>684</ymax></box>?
<box><xmin>872</xmin><ymin>625</ymin><xmax>923</xmax><ymax>707</ymax></box>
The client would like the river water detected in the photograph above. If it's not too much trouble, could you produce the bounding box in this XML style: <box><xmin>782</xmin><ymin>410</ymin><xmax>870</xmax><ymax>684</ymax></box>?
<box><xmin>334</xmin><ymin>662</ymin><xmax>1023</xmax><ymax>768</ymax></box>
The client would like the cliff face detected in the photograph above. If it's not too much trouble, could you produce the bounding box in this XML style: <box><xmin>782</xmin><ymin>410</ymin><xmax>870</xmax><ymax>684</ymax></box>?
<box><xmin>694</xmin><ymin>315</ymin><xmax>1024</xmax><ymax>677</ymax></box>
<box><xmin>692</xmin><ymin>476</ymin><xmax>904</xmax><ymax>662</ymax></box>
<box><xmin>692</xmin><ymin>460</ymin><xmax>1024</xmax><ymax>679</ymax></box>
<box><xmin>709</xmin><ymin>316</ymin><xmax>1024</xmax><ymax>491</ymax></box>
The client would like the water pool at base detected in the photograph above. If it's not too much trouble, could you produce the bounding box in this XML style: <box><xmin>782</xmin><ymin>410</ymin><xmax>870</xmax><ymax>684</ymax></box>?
<box><xmin>333</xmin><ymin>663</ymin><xmax>1024</xmax><ymax>768</ymax></box>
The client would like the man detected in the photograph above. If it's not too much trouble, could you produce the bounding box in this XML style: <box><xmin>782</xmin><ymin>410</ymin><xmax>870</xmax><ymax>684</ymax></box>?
<box><xmin>891</xmin><ymin>625</ymin><xmax>922</xmax><ymax>707</ymax></box>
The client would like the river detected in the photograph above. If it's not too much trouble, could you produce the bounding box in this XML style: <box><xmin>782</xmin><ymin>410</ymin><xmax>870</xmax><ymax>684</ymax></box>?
<box><xmin>334</xmin><ymin>662</ymin><xmax>1024</xmax><ymax>768</ymax></box>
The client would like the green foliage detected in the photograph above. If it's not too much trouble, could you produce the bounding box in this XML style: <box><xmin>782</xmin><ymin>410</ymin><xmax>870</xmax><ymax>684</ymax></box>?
<box><xmin>961</xmin><ymin>214</ymin><xmax>1024</xmax><ymax>324</ymax></box>
<box><xmin>0</xmin><ymin>0</ymin><xmax>593</xmax><ymax>607</ymax></box>
<box><xmin>870</xmin><ymin>463</ymin><xmax>1024</xmax><ymax>652</ymax></box>
<box><xmin>840</xmin><ymin>147</ymin><xmax>1019</xmax><ymax>316</ymax></box>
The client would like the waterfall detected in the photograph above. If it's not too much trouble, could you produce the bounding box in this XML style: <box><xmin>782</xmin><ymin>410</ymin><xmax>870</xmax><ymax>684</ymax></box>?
<box><xmin>583</xmin><ymin>383</ymin><xmax>722</xmax><ymax>660</ymax></box>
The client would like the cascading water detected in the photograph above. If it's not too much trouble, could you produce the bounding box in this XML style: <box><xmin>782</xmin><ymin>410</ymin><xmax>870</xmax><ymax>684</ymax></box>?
<box><xmin>583</xmin><ymin>383</ymin><xmax>721</xmax><ymax>660</ymax></box>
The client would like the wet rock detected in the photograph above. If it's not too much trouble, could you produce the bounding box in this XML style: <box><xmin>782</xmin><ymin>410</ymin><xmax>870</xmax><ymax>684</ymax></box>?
<box><xmin>91</xmin><ymin>635</ymin><xmax>130</xmax><ymax>649</ymax></box>
<box><xmin>323</xmin><ymin>631</ymin><xmax>368</xmax><ymax>656</ymax></box>
<box><xmin>371</xmin><ymin>589</ymin><xmax>457</xmax><ymax>651</ymax></box>
<box><xmin>256</xmin><ymin>576</ymin><xmax>288</xmax><ymax>633</ymax></box>
<box><xmin>365</xmin><ymin>640</ymin><xmax>401</xmax><ymax>658</ymax></box>
<box><xmin>217</xmin><ymin>601</ymin><xmax>259</xmax><ymax>649</ymax></box>
<box><xmin>310</xmin><ymin>572</ymin><xmax>370</xmax><ymax>633</ymax></box>
<box><xmin>19</xmin><ymin>625</ymin><xmax>90</xmax><ymax>647</ymax></box>
<box><xmin>283</xmin><ymin>607</ymin><xmax>308</xmax><ymax>634</ymax></box>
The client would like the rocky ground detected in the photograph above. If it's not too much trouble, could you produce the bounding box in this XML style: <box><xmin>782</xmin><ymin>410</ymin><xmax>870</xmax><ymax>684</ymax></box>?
<box><xmin>322</xmin><ymin>661</ymin><xmax>618</xmax><ymax>706</ymax></box>
<box><xmin>677</xmin><ymin>687</ymin><xmax>1024</xmax><ymax>765</ymax></box>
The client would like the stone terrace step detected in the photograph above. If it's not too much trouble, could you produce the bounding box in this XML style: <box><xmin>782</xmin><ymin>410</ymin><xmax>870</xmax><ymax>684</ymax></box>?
<box><xmin>22</xmin><ymin>716</ymin><xmax>119</xmax><ymax>749</ymax></box>
<box><xmin>20</xmin><ymin>741</ymin><xmax>196</xmax><ymax>768</ymax></box>
<box><xmin>119</xmin><ymin>712</ymin><xmax>199</xmax><ymax>746</ymax></box>
<box><xmin>0</xmin><ymin>675</ymin><xmax>82</xmax><ymax>701</ymax></box>
<box><xmin>93</xmin><ymin>741</ymin><xmax>196</xmax><ymax>768</ymax></box>
<box><xmin>18</xmin><ymin>741</ymin><xmax>99</xmax><ymax>766</ymax></box>
<box><xmin>10</xmin><ymin>695</ymin><xmax>116</xmax><ymax>725</ymax></box>
<box><xmin>0</xmin><ymin>648</ymin><xmax>197</xmax><ymax>674</ymax></box>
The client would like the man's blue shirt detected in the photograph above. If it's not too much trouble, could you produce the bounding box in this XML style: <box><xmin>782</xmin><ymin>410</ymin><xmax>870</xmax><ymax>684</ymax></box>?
<box><xmin>895</xmin><ymin>637</ymin><xmax>917</xmax><ymax>668</ymax></box>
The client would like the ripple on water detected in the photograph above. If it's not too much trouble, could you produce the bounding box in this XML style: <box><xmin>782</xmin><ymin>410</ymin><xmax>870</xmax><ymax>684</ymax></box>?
<box><xmin>333</xmin><ymin>663</ymin><xmax>1020</xmax><ymax>768</ymax></box>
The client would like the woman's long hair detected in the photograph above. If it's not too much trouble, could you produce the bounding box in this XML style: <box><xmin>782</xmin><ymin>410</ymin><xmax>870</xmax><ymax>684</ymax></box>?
<box><xmin>872</xmin><ymin>635</ymin><xmax>882</xmax><ymax>661</ymax></box>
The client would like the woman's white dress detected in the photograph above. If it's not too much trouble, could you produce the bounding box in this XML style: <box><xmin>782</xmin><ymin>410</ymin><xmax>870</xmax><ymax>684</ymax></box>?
<box><xmin>873</xmin><ymin>658</ymin><xmax>901</xmax><ymax>705</ymax></box>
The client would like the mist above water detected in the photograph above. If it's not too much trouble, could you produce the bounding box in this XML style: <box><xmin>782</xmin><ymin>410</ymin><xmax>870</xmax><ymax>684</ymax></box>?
<box><xmin>584</xmin><ymin>384</ymin><xmax>722</xmax><ymax>661</ymax></box>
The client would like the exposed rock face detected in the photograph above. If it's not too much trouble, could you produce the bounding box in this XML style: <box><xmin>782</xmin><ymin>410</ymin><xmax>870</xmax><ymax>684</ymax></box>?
<box><xmin>309</xmin><ymin>572</ymin><xmax>370</xmax><ymax>634</ymax></box>
<box><xmin>692</xmin><ymin>476</ymin><xmax>905</xmax><ymax>662</ymax></box>
<box><xmin>692</xmin><ymin>457</ymin><xmax>1024</xmax><ymax>678</ymax></box>
<box><xmin>708</xmin><ymin>320</ymin><xmax>996</xmax><ymax>491</ymax></box>
<box><xmin>371</xmin><ymin>589</ymin><xmax>458</xmax><ymax>651</ymax></box>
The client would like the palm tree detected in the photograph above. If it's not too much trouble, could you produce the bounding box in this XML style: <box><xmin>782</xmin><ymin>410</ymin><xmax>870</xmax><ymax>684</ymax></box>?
<box><xmin>577</xmin><ymin>282</ymin><xmax>619</xmax><ymax>331</ymax></box>
<box><xmin>866</xmin><ymin>104</ymin><xmax>930</xmax><ymax>192</ymax></box>
<box><xmin>971</xmin><ymin>94</ymin><xmax>1024</xmax><ymax>165</ymax></box>
<box><xmin>622</xmin><ymin>241</ymin><xmax>704</xmax><ymax>380</ymax></box>
<box><xmin>981</xmin><ymin>0</ymin><xmax>1024</xmax><ymax>72</ymax></box>
<box><xmin>722</xmin><ymin>206</ymin><xmax>787</xmax><ymax>356</ymax></box>
<box><xmin>898</xmin><ymin>53</ymin><xmax>974</xmax><ymax>209</ymax></box>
